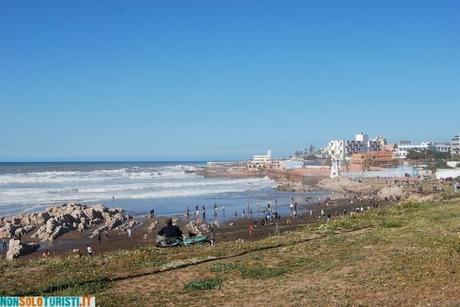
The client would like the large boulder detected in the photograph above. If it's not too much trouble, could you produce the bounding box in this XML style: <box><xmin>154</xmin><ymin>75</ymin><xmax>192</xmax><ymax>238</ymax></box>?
<box><xmin>30</xmin><ymin>212</ymin><xmax>51</xmax><ymax>225</ymax></box>
<box><xmin>50</xmin><ymin>226</ymin><xmax>69</xmax><ymax>240</ymax></box>
<box><xmin>6</xmin><ymin>239</ymin><xmax>40</xmax><ymax>260</ymax></box>
<box><xmin>0</xmin><ymin>223</ymin><xmax>17</xmax><ymax>238</ymax></box>
<box><xmin>106</xmin><ymin>213</ymin><xmax>127</xmax><ymax>230</ymax></box>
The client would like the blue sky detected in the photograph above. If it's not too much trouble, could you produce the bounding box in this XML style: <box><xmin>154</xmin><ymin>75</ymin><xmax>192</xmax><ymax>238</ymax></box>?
<box><xmin>0</xmin><ymin>0</ymin><xmax>459</xmax><ymax>161</ymax></box>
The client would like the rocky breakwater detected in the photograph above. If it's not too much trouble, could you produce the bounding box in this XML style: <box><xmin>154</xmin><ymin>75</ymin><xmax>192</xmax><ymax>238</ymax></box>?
<box><xmin>0</xmin><ymin>203</ymin><xmax>132</xmax><ymax>260</ymax></box>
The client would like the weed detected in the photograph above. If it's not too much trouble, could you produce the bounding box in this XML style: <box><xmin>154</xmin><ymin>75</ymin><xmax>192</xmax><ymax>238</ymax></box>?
<box><xmin>210</xmin><ymin>262</ymin><xmax>239</xmax><ymax>273</ymax></box>
<box><xmin>184</xmin><ymin>278</ymin><xmax>223</xmax><ymax>291</ymax></box>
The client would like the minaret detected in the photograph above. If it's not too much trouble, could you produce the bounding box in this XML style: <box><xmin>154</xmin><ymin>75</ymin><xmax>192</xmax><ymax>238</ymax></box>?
<box><xmin>330</xmin><ymin>159</ymin><xmax>340</xmax><ymax>178</ymax></box>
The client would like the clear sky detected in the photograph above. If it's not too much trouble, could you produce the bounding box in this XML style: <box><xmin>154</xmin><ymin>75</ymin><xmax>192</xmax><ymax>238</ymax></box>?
<box><xmin>0</xmin><ymin>0</ymin><xmax>459</xmax><ymax>161</ymax></box>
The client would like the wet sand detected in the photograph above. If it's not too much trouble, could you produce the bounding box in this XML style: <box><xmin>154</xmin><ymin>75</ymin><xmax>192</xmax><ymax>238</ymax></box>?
<box><xmin>1</xmin><ymin>195</ymin><xmax>394</xmax><ymax>261</ymax></box>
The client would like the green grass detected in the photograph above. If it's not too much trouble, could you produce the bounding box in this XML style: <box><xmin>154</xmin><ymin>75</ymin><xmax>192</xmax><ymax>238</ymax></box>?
<box><xmin>1</xmin><ymin>193</ymin><xmax>460</xmax><ymax>306</ymax></box>
<box><xmin>184</xmin><ymin>278</ymin><xmax>223</xmax><ymax>291</ymax></box>
<box><xmin>210</xmin><ymin>262</ymin><xmax>240</xmax><ymax>273</ymax></box>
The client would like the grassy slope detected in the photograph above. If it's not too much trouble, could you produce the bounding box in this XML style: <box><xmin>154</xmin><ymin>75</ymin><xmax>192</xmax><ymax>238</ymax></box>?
<box><xmin>1</xmin><ymin>193</ymin><xmax>460</xmax><ymax>306</ymax></box>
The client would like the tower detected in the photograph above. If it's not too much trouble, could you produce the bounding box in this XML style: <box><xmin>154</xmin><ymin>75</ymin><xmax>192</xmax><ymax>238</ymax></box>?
<box><xmin>330</xmin><ymin>159</ymin><xmax>340</xmax><ymax>178</ymax></box>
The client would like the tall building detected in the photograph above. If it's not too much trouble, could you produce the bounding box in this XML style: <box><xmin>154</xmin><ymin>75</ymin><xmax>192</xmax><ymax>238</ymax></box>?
<box><xmin>327</xmin><ymin>132</ymin><xmax>384</xmax><ymax>162</ymax></box>
<box><xmin>452</xmin><ymin>134</ymin><xmax>460</xmax><ymax>158</ymax></box>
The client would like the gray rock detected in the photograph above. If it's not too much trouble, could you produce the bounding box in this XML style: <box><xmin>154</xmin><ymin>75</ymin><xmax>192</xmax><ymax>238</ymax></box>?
<box><xmin>6</xmin><ymin>239</ymin><xmax>40</xmax><ymax>260</ymax></box>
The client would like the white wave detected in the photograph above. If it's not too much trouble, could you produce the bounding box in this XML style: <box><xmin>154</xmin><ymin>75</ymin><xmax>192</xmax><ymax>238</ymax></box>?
<box><xmin>0</xmin><ymin>165</ymin><xmax>276</xmax><ymax>211</ymax></box>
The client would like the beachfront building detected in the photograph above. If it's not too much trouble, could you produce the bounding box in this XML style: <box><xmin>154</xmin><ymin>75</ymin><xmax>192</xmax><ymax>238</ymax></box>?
<box><xmin>278</xmin><ymin>158</ymin><xmax>304</xmax><ymax>170</ymax></box>
<box><xmin>452</xmin><ymin>134</ymin><xmax>460</xmax><ymax>158</ymax></box>
<box><xmin>247</xmin><ymin>150</ymin><xmax>279</xmax><ymax>170</ymax></box>
<box><xmin>395</xmin><ymin>142</ymin><xmax>434</xmax><ymax>159</ymax></box>
<box><xmin>433</xmin><ymin>142</ymin><xmax>452</xmax><ymax>153</ymax></box>
<box><xmin>349</xmin><ymin>150</ymin><xmax>398</xmax><ymax>171</ymax></box>
<box><xmin>327</xmin><ymin>140</ymin><xmax>346</xmax><ymax>163</ymax></box>
<box><xmin>395</xmin><ymin>140</ymin><xmax>453</xmax><ymax>159</ymax></box>
<box><xmin>327</xmin><ymin>132</ymin><xmax>384</xmax><ymax>162</ymax></box>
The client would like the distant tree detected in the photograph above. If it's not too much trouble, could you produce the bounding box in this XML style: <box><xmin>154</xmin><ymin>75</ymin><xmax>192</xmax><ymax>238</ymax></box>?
<box><xmin>406</xmin><ymin>150</ymin><xmax>450</xmax><ymax>161</ymax></box>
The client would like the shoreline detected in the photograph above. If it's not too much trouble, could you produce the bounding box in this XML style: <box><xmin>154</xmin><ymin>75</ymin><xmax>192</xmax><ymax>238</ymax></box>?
<box><xmin>1</xmin><ymin>174</ymin><xmax>452</xmax><ymax>261</ymax></box>
<box><xmin>0</xmin><ymin>193</ymin><xmax>394</xmax><ymax>261</ymax></box>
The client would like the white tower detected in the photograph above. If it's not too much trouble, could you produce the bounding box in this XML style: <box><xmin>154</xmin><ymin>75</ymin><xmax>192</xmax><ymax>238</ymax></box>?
<box><xmin>330</xmin><ymin>159</ymin><xmax>340</xmax><ymax>178</ymax></box>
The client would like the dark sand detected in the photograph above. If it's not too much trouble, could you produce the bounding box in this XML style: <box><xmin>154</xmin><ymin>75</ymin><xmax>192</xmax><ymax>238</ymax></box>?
<box><xmin>0</xmin><ymin>195</ymin><xmax>394</xmax><ymax>261</ymax></box>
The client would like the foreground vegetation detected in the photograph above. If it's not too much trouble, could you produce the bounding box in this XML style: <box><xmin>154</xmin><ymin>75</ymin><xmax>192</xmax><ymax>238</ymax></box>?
<box><xmin>1</xmin><ymin>192</ymin><xmax>460</xmax><ymax>306</ymax></box>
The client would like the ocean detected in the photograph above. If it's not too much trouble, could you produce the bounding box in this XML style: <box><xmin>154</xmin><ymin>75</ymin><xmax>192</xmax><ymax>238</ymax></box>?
<box><xmin>0</xmin><ymin>162</ymin><xmax>326</xmax><ymax>218</ymax></box>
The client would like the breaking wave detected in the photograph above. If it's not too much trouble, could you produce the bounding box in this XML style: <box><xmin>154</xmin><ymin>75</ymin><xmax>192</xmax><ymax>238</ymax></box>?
<box><xmin>0</xmin><ymin>164</ymin><xmax>276</xmax><ymax>214</ymax></box>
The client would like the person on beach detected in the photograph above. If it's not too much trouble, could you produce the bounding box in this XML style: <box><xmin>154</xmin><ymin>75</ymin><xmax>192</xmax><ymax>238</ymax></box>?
<box><xmin>86</xmin><ymin>244</ymin><xmax>93</xmax><ymax>256</ymax></box>
<box><xmin>41</xmin><ymin>249</ymin><xmax>50</xmax><ymax>258</ymax></box>
<box><xmin>127</xmin><ymin>228</ymin><xmax>132</xmax><ymax>238</ymax></box>
<box><xmin>150</xmin><ymin>209</ymin><xmax>155</xmax><ymax>218</ymax></box>
<box><xmin>157</xmin><ymin>218</ymin><xmax>183</xmax><ymax>239</ymax></box>
<box><xmin>234</xmin><ymin>211</ymin><xmax>238</xmax><ymax>218</ymax></box>
<box><xmin>186</xmin><ymin>207</ymin><xmax>190</xmax><ymax>220</ymax></box>
<box><xmin>222</xmin><ymin>206</ymin><xmax>225</xmax><ymax>217</ymax></box>
<box><xmin>248</xmin><ymin>223</ymin><xmax>254</xmax><ymax>237</ymax></box>
<box><xmin>2</xmin><ymin>238</ymin><xmax>7</xmax><ymax>251</ymax></box>
<box><xmin>104</xmin><ymin>230</ymin><xmax>109</xmax><ymax>241</ymax></box>
<box><xmin>209</xmin><ymin>224</ymin><xmax>215</xmax><ymax>245</ymax></box>
<box><xmin>202</xmin><ymin>209</ymin><xmax>206</xmax><ymax>221</ymax></box>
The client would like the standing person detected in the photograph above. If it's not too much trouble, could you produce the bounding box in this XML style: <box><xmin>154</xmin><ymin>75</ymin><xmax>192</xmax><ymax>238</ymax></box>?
<box><xmin>221</xmin><ymin>206</ymin><xmax>225</xmax><ymax>218</ymax></box>
<box><xmin>248</xmin><ymin>223</ymin><xmax>254</xmax><ymax>237</ymax></box>
<box><xmin>127</xmin><ymin>228</ymin><xmax>132</xmax><ymax>238</ymax></box>
<box><xmin>150</xmin><ymin>209</ymin><xmax>155</xmax><ymax>218</ymax></box>
<box><xmin>202</xmin><ymin>209</ymin><xmax>206</xmax><ymax>221</ymax></box>
<box><xmin>86</xmin><ymin>244</ymin><xmax>93</xmax><ymax>256</ymax></box>
<box><xmin>309</xmin><ymin>209</ymin><xmax>313</xmax><ymax>217</ymax></box>
<box><xmin>195</xmin><ymin>206</ymin><xmax>200</xmax><ymax>220</ymax></box>
<box><xmin>1</xmin><ymin>238</ymin><xmax>6</xmax><ymax>252</ymax></box>
<box><xmin>97</xmin><ymin>232</ymin><xmax>101</xmax><ymax>243</ymax></box>
<box><xmin>209</xmin><ymin>224</ymin><xmax>215</xmax><ymax>246</ymax></box>
<box><xmin>186</xmin><ymin>207</ymin><xmax>190</xmax><ymax>220</ymax></box>
<box><xmin>214</xmin><ymin>203</ymin><xmax>218</xmax><ymax>219</ymax></box>
<box><xmin>104</xmin><ymin>230</ymin><xmax>109</xmax><ymax>241</ymax></box>
<box><xmin>234</xmin><ymin>211</ymin><xmax>238</xmax><ymax>218</ymax></box>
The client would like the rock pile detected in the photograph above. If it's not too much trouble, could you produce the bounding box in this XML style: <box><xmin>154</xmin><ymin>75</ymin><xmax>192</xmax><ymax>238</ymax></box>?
<box><xmin>0</xmin><ymin>203</ymin><xmax>132</xmax><ymax>242</ymax></box>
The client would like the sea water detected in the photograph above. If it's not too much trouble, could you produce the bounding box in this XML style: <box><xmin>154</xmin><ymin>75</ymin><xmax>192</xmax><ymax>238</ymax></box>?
<box><xmin>0</xmin><ymin>162</ymin><xmax>326</xmax><ymax>218</ymax></box>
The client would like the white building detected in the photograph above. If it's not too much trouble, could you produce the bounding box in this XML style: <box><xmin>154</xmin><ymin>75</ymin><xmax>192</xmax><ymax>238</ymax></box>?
<box><xmin>327</xmin><ymin>132</ymin><xmax>383</xmax><ymax>162</ymax></box>
<box><xmin>452</xmin><ymin>134</ymin><xmax>460</xmax><ymax>158</ymax></box>
<box><xmin>252</xmin><ymin>150</ymin><xmax>272</xmax><ymax>163</ymax></box>
<box><xmin>248</xmin><ymin>150</ymin><xmax>276</xmax><ymax>170</ymax></box>
<box><xmin>395</xmin><ymin>142</ymin><xmax>433</xmax><ymax>159</ymax></box>
<box><xmin>279</xmin><ymin>159</ymin><xmax>304</xmax><ymax>170</ymax></box>
<box><xmin>436</xmin><ymin>168</ymin><xmax>460</xmax><ymax>180</ymax></box>
<box><xmin>328</xmin><ymin>140</ymin><xmax>346</xmax><ymax>162</ymax></box>
<box><xmin>433</xmin><ymin>142</ymin><xmax>451</xmax><ymax>153</ymax></box>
